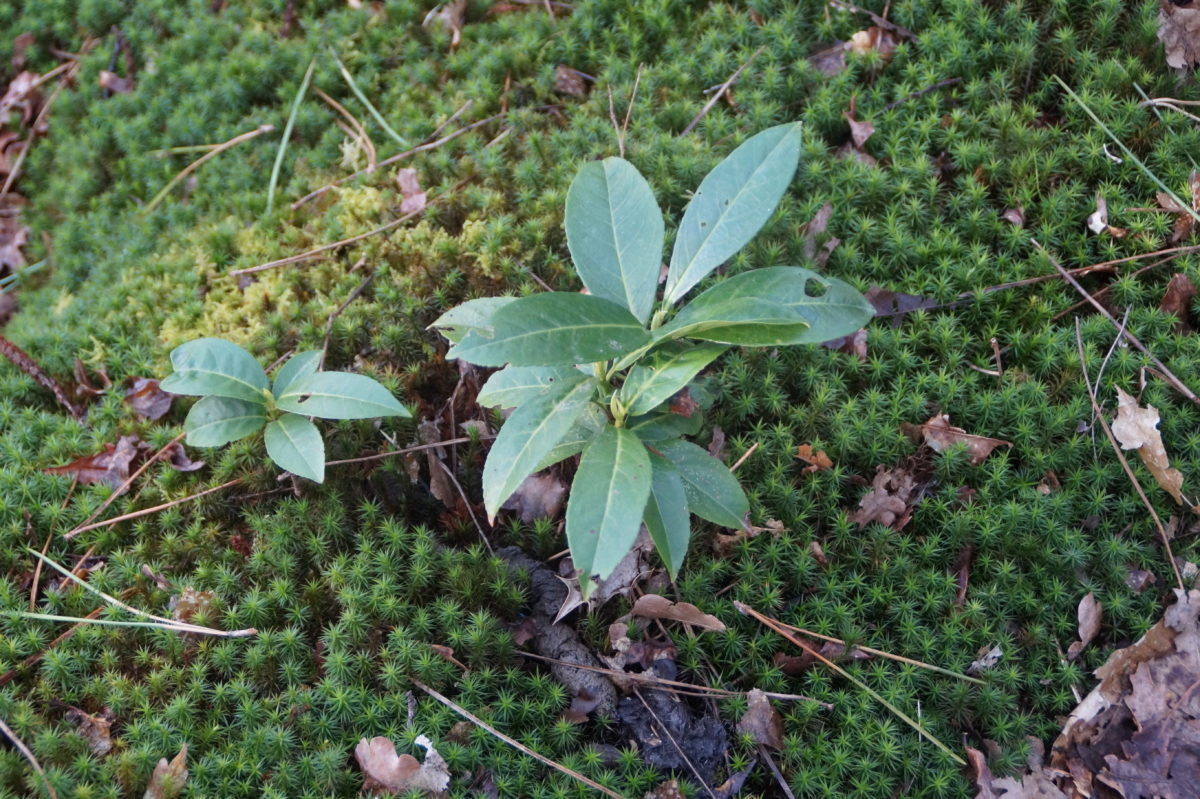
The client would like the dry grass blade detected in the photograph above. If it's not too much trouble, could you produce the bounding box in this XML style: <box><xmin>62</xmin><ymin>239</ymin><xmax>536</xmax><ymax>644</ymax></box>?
<box><xmin>316</xmin><ymin>87</ymin><xmax>377</xmax><ymax>169</ymax></box>
<box><xmin>0</xmin><ymin>603</ymin><xmax>108</xmax><ymax>688</ymax></box>
<box><xmin>411</xmin><ymin>679</ymin><xmax>625</xmax><ymax>799</ymax></box>
<box><xmin>0</xmin><ymin>716</ymin><xmax>56</xmax><ymax>799</ymax></box>
<box><xmin>144</xmin><ymin>124</ymin><xmax>275</xmax><ymax>214</ymax></box>
<box><xmin>0</xmin><ymin>335</ymin><xmax>81</xmax><ymax>419</ymax></box>
<box><xmin>64</xmin><ymin>478</ymin><xmax>243</xmax><ymax>539</ymax></box>
<box><xmin>1073</xmin><ymin>322</ymin><xmax>1185</xmax><ymax>590</ymax></box>
<box><xmin>736</xmin><ymin>601</ymin><xmax>965</xmax><ymax>764</ymax></box>
<box><xmin>680</xmin><ymin>46</ymin><xmax>765</xmax><ymax>136</ymax></box>
<box><xmin>1037</xmin><ymin>240</ymin><xmax>1199</xmax><ymax>404</ymax></box>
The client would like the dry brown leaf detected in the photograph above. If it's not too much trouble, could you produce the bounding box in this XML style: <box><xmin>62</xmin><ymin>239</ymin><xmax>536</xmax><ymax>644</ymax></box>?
<box><xmin>0</xmin><ymin>71</ymin><xmax>41</xmax><ymax>125</ymax></box>
<box><xmin>1037</xmin><ymin>470</ymin><xmax>1061</xmax><ymax>495</ymax></box>
<box><xmin>807</xmin><ymin>43</ymin><xmax>847</xmax><ymax>76</ymax></box>
<box><xmin>822</xmin><ymin>327</ymin><xmax>867</xmax><ymax>360</ymax></box>
<box><xmin>125</xmin><ymin>378</ymin><xmax>174</xmax><ymax>420</ymax></box>
<box><xmin>903</xmin><ymin>414</ymin><xmax>1011</xmax><ymax>465</ymax></box>
<box><xmin>1160</xmin><ymin>273</ymin><xmax>1197</xmax><ymax>333</ymax></box>
<box><xmin>851</xmin><ymin>462</ymin><xmax>928</xmax><ymax>530</ymax></box>
<box><xmin>0</xmin><ymin>194</ymin><xmax>29</xmax><ymax>273</ymax></box>
<box><xmin>1159</xmin><ymin>0</ymin><xmax>1200</xmax><ymax>71</ymax></box>
<box><xmin>808</xmin><ymin>540</ymin><xmax>830</xmax><ymax>568</ymax></box>
<box><xmin>647</xmin><ymin>780</ymin><xmax>687</xmax><ymax>799</ymax></box>
<box><xmin>45</xmin><ymin>435</ymin><xmax>142</xmax><ymax>487</ymax></box>
<box><xmin>503</xmin><ymin>473</ymin><xmax>567</xmax><ymax>522</ymax></box>
<box><xmin>968</xmin><ymin>644</ymin><xmax>1003</xmax><ymax>676</ymax></box>
<box><xmin>417</xmin><ymin>420</ymin><xmax>455</xmax><ymax>509</ymax></box>
<box><xmin>562</xmin><ymin>687</ymin><xmax>603</xmax><ymax>724</ymax></box>
<box><xmin>864</xmin><ymin>285</ymin><xmax>938</xmax><ymax>323</ymax></box>
<box><xmin>65</xmin><ymin>707</ymin><xmax>114</xmax><ymax>756</ymax></box>
<box><xmin>170</xmin><ymin>588</ymin><xmax>215</xmax><ymax>623</ymax></box>
<box><xmin>554</xmin><ymin>64</ymin><xmax>588</xmax><ymax>97</ymax></box>
<box><xmin>838</xmin><ymin>104</ymin><xmax>877</xmax><ymax>166</ymax></box>
<box><xmin>143</xmin><ymin>744</ymin><xmax>188</xmax><ymax>799</ymax></box>
<box><xmin>11</xmin><ymin>32</ymin><xmax>35</xmax><ymax>71</ymax></box>
<box><xmin>631</xmin><ymin>594</ymin><xmax>726</xmax><ymax>632</ymax></box>
<box><xmin>556</xmin><ymin>529</ymin><xmax>655</xmax><ymax>620</ymax></box>
<box><xmin>1087</xmin><ymin>193</ymin><xmax>1127</xmax><ymax>238</ymax></box>
<box><xmin>423</xmin><ymin>0</ymin><xmax>466</xmax><ymax>49</ymax></box>
<box><xmin>1002</xmin><ymin>206</ymin><xmax>1026</xmax><ymax>227</ymax></box>
<box><xmin>796</xmin><ymin>444</ymin><xmax>833</xmax><ymax>472</ymax></box>
<box><xmin>969</xmin><ymin>738</ymin><xmax>1068</xmax><ymax>799</ymax></box>
<box><xmin>801</xmin><ymin>202</ymin><xmax>835</xmax><ymax>263</ymax></box>
<box><xmin>355</xmin><ymin>735</ymin><xmax>451</xmax><ymax>795</ymax></box>
<box><xmin>1066</xmin><ymin>592</ymin><xmax>1103</xmax><ymax>661</ymax></box>
<box><xmin>848</xmin><ymin>26</ymin><xmax>898</xmax><ymax>60</ymax></box>
<box><xmin>1111</xmin><ymin>387</ymin><xmax>1185</xmax><ymax>504</ymax></box>
<box><xmin>735</xmin><ymin>688</ymin><xmax>783</xmax><ymax>749</ymax></box>
<box><xmin>395</xmin><ymin>167</ymin><xmax>427</xmax><ymax>215</ymax></box>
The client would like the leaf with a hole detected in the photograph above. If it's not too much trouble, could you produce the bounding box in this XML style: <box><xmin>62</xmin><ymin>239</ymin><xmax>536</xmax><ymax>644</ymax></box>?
<box><xmin>161</xmin><ymin>338</ymin><xmax>269</xmax><ymax>403</ymax></box>
<box><xmin>184</xmin><ymin>396</ymin><xmax>268</xmax><ymax>447</ymax></box>
<box><xmin>483</xmin><ymin>377</ymin><xmax>596</xmax><ymax>518</ymax></box>
<box><xmin>264</xmin><ymin>413</ymin><xmax>325</xmax><ymax>482</ymax></box>
<box><xmin>273</xmin><ymin>350</ymin><xmax>322</xmax><ymax>395</ymax></box>
<box><xmin>428</xmin><ymin>296</ymin><xmax>517</xmax><ymax>344</ymax></box>
<box><xmin>447</xmin><ymin>292</ymin><xmax>651</xmax><ymax>367</ymax></box>
<box><xmin>275</xmin><ymin>372</ymin><xmax>410</xmax><ymax>419</ymax></box>
<box><xmin>565</xmin><ymin>157</ymin><xmax>664</xmax><ymax>323</ymax></box>
<box><xmin>665</xmin><ymin>123</ymin><xmax>803</xmax><ymax>303</ymax></box>
<box><xmin>566</xmin><ymin>426</ymin><xmax>653</xmax><ymax>596</ymax></box>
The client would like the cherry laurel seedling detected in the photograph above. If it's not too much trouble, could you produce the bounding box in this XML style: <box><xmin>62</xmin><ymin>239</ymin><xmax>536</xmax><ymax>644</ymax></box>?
<box><xmin>161</xmin><ymin>339</ymin><xmax>410</xmax><ymax>482</ymax></box>
<box><xmin>433</xmin><ymin>123</ymin><xmax>874</xmax><ymax>597</ymax></box>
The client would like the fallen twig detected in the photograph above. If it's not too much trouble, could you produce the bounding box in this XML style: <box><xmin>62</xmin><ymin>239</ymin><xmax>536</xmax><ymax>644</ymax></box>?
<box><xmin>680</xmin><ymin>46</ymin><xmax>766</xmax><ymax>136</ymax></box>
<box><xmin>145</xmin><ymin>123</ymin><xmax>275</xmax><ymax>214</ymax></box>
<box><xmin>1074</xmin><ymin>323</ymin><xmax>1185</xmax><ymax>590</ymax></box>
<box><xmin>1037</xmin><ymin>240</ymin><xmax>1200</xmax><ymax>404</ymax></box>
<box><xmin>65</xmin><ymin>432</ymin><xmax>187</xmax><ymax>537</ymax></box>
<box><xmin>635</xmin><ymin>688</ymin><xmax>718</xmax><ymax>799</ymax></box>
<box><xmin>411</xmin><ymin>678</ymin><xmax>625</xmax><ymax>799</ymax></box>
<box><xmin>0</xmin><ymin>716</ymin><xmax>56</xmax><ymax>799</ymax></box>
<box><xmin>64</xmin><ymin>478</ymin><xmax>243</xmax><ymax>539</ymax></box>
<box><xmin>0</xmin><ymin>334</ymin><xmax>81</xmax><ymax>419</ymax></box>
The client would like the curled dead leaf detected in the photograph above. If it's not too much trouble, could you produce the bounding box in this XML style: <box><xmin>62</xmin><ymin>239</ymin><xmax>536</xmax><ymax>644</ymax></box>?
<box><xmin>1087</xmin><ymin>193</ymin><xmax>1127</xmax><ymax>238</ymax></box>
<box><xmin>99</xmin><ymin>70</ymin><xmax>135</xmax><ymax>94</ymax></box>
<box><xmin>1111</xmin><ymin>387</ymin><xmax>1185</xmax><ymax>504</ymax></box>
<box><xmin>1066</xmin><ymin>592</ymin><xmax>1102</xmax><ymax>661</ymax></box>
<box><xmin>735</xmin><ymin>689</ymin><xmax>783</xmax><ymax>749</ymax></box>
<box><xmin>423</xmin><ymin>0</ymin><xmax>467</xmax><ymax>49</ymax></box>
<box><xmin>796</xmin><ymin>444</ymin><xmax>833</xmax><ymax>472</ymax></box>
<box><xmin>143</xmin><ymin>744</ymin><xmax>188</xmax><ymax>799</ymax></box>
<box><xmin>903</xmin><ymin>414</ymin><xmax>1011</xmax><ymax>465</ymax></box>
<box><xmin>1160</xmin><ymin>273</ymin><xmax>1196</xmax><ymax>333</ymax></box>
<box><xmin>65</xmin><ymin>707</ymin><xmax>114</xmax><ymax>756</ymax></box>
<box><xmin>354</xmin><ymin>734</ymin><xmax>451</xmax><ymax>795</ymax></box>
<box><xmin>1159</xmin><ymin>0</ymin><xmax>1200</xmax><ymax>71</ymax></box>
<box><xmin>631</xmin><ymin>594</ymin><xmax>726</xmax><ymax>632</ymax></box>
<box><xmin>125</xmin><ymin>377</ymin><xmax>174</xmax><ymax>420</ymax></box>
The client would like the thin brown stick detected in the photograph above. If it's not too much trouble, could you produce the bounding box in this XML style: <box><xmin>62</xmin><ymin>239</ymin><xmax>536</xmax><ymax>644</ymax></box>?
<box><xmin>1074</xmin><ymin>322</ymin><xmax>1185</xmax><ymax>590</ymax></box>
<box><xmin>64</xmin><ymin>478</ymin><xmax>243</xmax><ymax>539</ymax></box>
<box><xmin>429</xmin><ymin>100</ymin><xmax>474</xmax><ymax>141</ymax></box>
<box><xmin>957</xmin><ymin>262</ymin><xmax>1117</xmax><ymax>299</ymax></box>
<box><xmin>1</xmin><ymin>65</ymin><xmax>77</xmax><ymax>196</ymax></box>
<box><xmin>434</xmin><ymin>458</ymin><xmax>494</xmax><ymax>554</ymax></box>
<box><xmin>518</xmin><ymin>651</ymin><xmax>830</xmax><ymax>705</ymax></box>
<box><xmin>680</xmin><ymin>46</ymin><xmax>766</xmax><ymax>136</ymax></box>
<box><xmin>634</xmin><ymin>688</ymin><xmax>717</xmax><ymax>799</ymax></box>
<box><xmin>1036</xmin><ymin>240</ymin><xmax>1199</xmax><ymax>404</ymax></box>
<box><xmin>0</xmin><ymin>334</ymin><xmax>81</xmax><ymax>419</ymax></box>
<box><xmin>290</xmin><ymin>113</ymin><xmax>502</xmax><ymax>209</ymax></box>
<box><xmin>1049</xmin><ymin>252</ymin><xmax>1181</xmax><ymax>324</ymax></box>
<box><xmin>315</xmin><ymin>87</ymin><xmax>377</xmax><ymax>170</ymax></box>
<box><xmin>144</xmin><ymin>124</ymin><xmax>275</xmax><ymax>214</ymax></box>
<box><xmin>828</xmin><ymin>0</ymin><xmax>915</xmax><ymax>38</ymax></box>
<box><xmin>729</xmin><ymin>441</ymin><xmax>759</xmax><ymax>473</ymax></box>
<box><xmin>66</xmin><ymin>432</ymin><xmax>188</xmax><ymax>537</ymax></box>
<box><xmin>320</xmin><ymin>271</ymin><xmax>376</xmax><ymax>369</ymax></box>
<box><xmin>411</xmin><ymin>679</ymin><xmax>625</xmax><ymax>799</ymax></box>
<box><xmin>29</xmin><ymin>528</ymin><xmax>52</xmax><ymax>612</ymax></box>
<box><xmin>325</xmin><ymin>435</ymin><xmax>492</xmax><ymax>466</ymax></box>
<box><xmin>882</xmin><ymin>77</ymin><xmax>962</xmax><ymax>112</ymax></box>
<box><xmin>0</xmin><ymin>716</ymin><xmax>56</xmax><ymax>799</ymax></box>
<box><xmin>766</xmin><ymin>619</ymin><xmax>984</xmax><ymax>684</ymax></box>
<box><xmin>760</xmin><ymin>745</ymin><xmax>797</xmax><ymax>799</ymax></box>
<box><xmin>620</xmin><ymin>65</ymin><xmax>643</xmax><ymax>155</ymax></box>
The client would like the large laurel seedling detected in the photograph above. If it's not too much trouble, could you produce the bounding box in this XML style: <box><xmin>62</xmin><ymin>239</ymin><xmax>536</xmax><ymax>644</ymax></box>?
<box><xmin>433</xmin><ymin>123</ymin><xmax>873</xmax><ymax>597</ymax></box>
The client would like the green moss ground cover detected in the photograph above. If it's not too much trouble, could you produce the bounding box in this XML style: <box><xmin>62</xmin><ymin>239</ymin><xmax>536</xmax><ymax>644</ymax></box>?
<box><xmin>2</xmin><ymin>0</ymin><xmax>1200</xmax><ymax>795</ymax></box>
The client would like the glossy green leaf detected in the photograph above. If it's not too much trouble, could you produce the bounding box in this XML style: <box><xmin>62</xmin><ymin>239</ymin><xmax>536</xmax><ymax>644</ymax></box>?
<box><xmin>617</xmin><ymin>343</ymin><xmax>726</xmax><ymax>416</ymax></box>
<box><xmin>627</xmin><ymin>410</ymin><xmax>703</xmax><ymax>442</ymax></box>
<box><xmin>656</xmin><ymin>438</ymin><xmax>748</xmax><ymax>530</ymax></box>
<box><xmin>643</xmin><ymin>453</ymin><xmax>691</xmax><ymax>578</ymax></box>
<box><xmin>483</xmin><ymin>377</ymin><xmax>596</xmax><ymax>518</ymax></box>
<box><xmin>534</xmin><ymin>402</ymin><xmax>609</xmax><ymax>471</ymax></box>
<box><xmin>264</xmin><ymin>413</ymin><xmax>325</xmax><ymax>482</ymax></box>
<box><xmin>447</xmin><ymin>292</ymin><xmax>651</xmax><ymax>367</ymax></box>
<box><xmin>565</xmin><ymin>158</ymin><xmax>664</xmax><ymax>323</ymax></box>
<box><xmin>183</xmin><ymin>396</ymin><xmax>267</xmax><ymax>447</ymax></box>
<box><xmin>665</xmin><ymin>122</ymin><xmax>803</xmax><ymax>303</ymax></box>
<box><xmin>161</xmin><ymin>337</ymin><xmax>269</xmax><ymax>403</ymax></box>
<box><xmin>477</xmin><ymin>366</ymin><xmax>586</xmax><ymax>409</ymax></box>
<box><xmin>275</xmin><ymin>372</ymin><xmax>410</xmax><ymax>419</ymax></box>
<box><xmin>428</xmin><ymin>297</ymin><xmax>517</xmax><ymax>344</ymax></box>
<box><xmin>566</xmin><ymin>426</ymin><xmax>652</xmax><ymax>596</ymax></box>
<box><xmin>666</xmin><ymin>266</ymin><xmax>873</xmax><ymax>345</ymax></box>
<box><xmin>273</xmin><ymin>350</ymin><xmax>322</xmax><ymax>396</ymax></box>
<box><xmin>655</xmin><ymin>296</ymin><xmax>812</xmax><ymax>346</ymax></box>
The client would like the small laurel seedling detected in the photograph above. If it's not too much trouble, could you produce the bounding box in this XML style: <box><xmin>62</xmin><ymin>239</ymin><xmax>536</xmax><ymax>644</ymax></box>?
<box><xmin>433</xmin><ymin>122</ymin><xmax>874</xmax><ymax>597</ymax></box>
<box><xmin>161</xmin><ymin>338</ymin><xmax>410</xmax><ymax>482</ymax></box>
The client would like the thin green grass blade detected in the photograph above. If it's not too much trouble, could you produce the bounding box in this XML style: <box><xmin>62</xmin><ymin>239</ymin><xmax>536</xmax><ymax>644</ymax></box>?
<box><xmin>332</xmin><ymin>50</ymin><xmax>408</xmax><ymax>147</ymax></box>
<box><xmin>267</xmin><ymin>57</ymin><xmax>316</xmax><ymax>214</ymax></box>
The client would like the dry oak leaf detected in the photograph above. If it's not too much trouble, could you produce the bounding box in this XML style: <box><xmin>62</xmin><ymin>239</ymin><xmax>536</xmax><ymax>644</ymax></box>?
<box><xmin>143</xmin><ymin>744</ymin><xmax>188</xmax><ymax>799</ymax></box>
<box><xmin>631</xmin><ymin>594</ymin><xmax>726</xmax><ymax>632</ymax></box>
<box><xmin>1159</xmin><ymin>0</ymin><xmax>1200</xmax><ymax>70</ymax></box>
<box><xmin>355</xmin><ymin>735</ymin><xmax>451</xmax><ymax>795</ymax></box>
<box><xmin>904</xmin><ymin>414</ymin><xmax>1011</xmax><ymax>465</ymax></box>
<box><xmin>1155</xmin><ymin>172</ymin><xmax>1200</xmax><ymax>244</ymax></box>
<box><xmin>735</xmin><ymin>688</ymin><xmax>784</xmax><ymax>749</ymax></box>
<box><xmin>1066</xmin><ymin>592</ymin><xmax>1102</xmax><ymax>661</ymax></box>
<box><xmin>1111</xmin><ymin>387</ymin><xmax>1186</xmax><ymax>504</ymax></box>
<box><xmin>851</xmin><ymin>464</ymin><xmax>918</xmax><ymax>530</ymax></box>
<box><xmin>125</xmin><ymin>377</ymin><xmax>174</xmax><ymax>420</ymax></box>
<box><xmin>45</xmin><ymin>435</ymin><xmax>142</xmax><ymax>488</ymax></box>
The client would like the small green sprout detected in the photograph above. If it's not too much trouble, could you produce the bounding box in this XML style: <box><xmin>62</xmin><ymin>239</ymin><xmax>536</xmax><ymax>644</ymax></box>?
<box><xmin>432</xmin><ymin>122</ymin><xmax>874</xmax><ymax>597</ymax></box>
<box><xmin>161</xmin><ymin>338</ymin><xmax>410</xmax><ymax>482</ymax></box>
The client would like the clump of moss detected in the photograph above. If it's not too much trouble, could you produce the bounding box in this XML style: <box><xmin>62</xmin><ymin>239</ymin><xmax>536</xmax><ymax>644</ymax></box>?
<box><xmin>2</xmin><ymin>0</ymin><xmax>1200</xmax><ymax>795</ymax></box>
